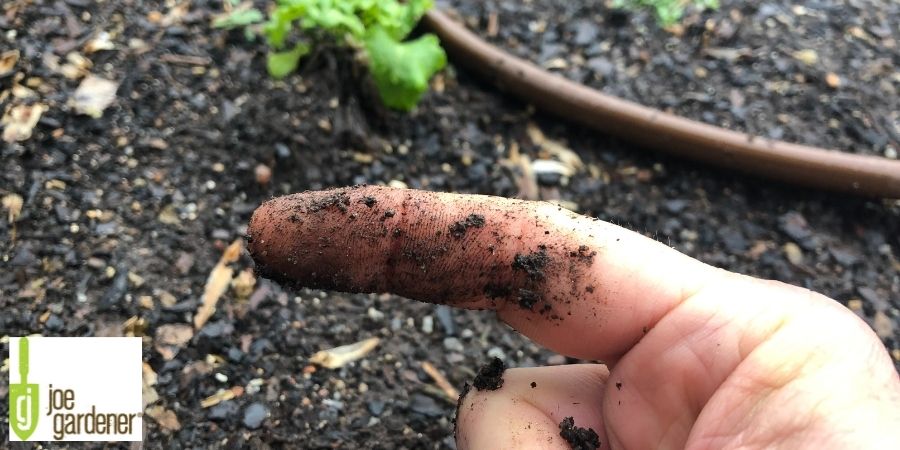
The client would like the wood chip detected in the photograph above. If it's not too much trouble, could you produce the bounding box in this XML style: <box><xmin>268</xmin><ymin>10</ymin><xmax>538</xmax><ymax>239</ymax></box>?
<box><xmin>154</xmin><ymin>323</ymin><xmax>194</xmax><ymax>360</ymax></box>
<box><xmin>2</xmin><ymin>103</ymin><xmax>47</xmax><ymax>142</ymax></box>
<box><xmin>84</xmin><ymin>32</ymin><xmax>115</xmax><ymax>53</ymax></box>
<box><xmin>487</xmin><ymin>12</ymin><xmax>499</xmax><ymax>37</ymax></box>
<box><xmin>309</xmin><ymin>337</ymin><xmax>380</xmax><ymax>369</ymax></box>
<box><xmin>159</xmin><ymin>54</ymin><xmax>212</xmax><ymax>66</ymax></box>
<box><xmin>783</xmin><ymin>242</ymin><xmax>804</xmax><ymax>266</ymax></box>
<box><xmin>142</xmin><ymin>363</ymin><xmax>159</xmax><ymax>408</ymax></box>
<box><xmin>232</xmin><ymin>268</ymin><xmax>256</xmax><ymax>300</ymax></box>
<box><xmin>0</xmin><ymin>49</ymin><xmax>19</xmax><ymax>76</ymax></box>
<box><xmin>194</xmin><ymin>239</ymin><xmax>242</xmax><ymax>329</ymax></box>
<box><xmin>200</xmin><ymin>386</ymin><xmax>244</xmax><ymax>408</ymax></box>
<box><xmin>421</xmin><ymin>361</ymin><xmax>460</xmax><ymax>400</ymax></box>
<box><xmin>2</xmin><ymin>193</ymin><xmax>23</xmax><ymax>223</ymax></box>
<box><xmin>145</xmin><ymin>406</ymin><xmax>181</xmax><ymax>432</ymax></box>
<box><xmin>70</xmin><ymin>75</ymin><xmax>119</xmax><ymax>118</ymax></box>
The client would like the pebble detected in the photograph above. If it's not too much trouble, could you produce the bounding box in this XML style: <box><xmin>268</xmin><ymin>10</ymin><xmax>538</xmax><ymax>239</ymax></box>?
<box><xmin>409</xmin><ymin>394</ymin><xmax>443</xmax><ymax>417</ymax></box>
<box><xmin>367</xmin><ymin>307</ymin><xmax>385</xmax><ymax>321</ymax></box>
<box><xmin>547</xmin><ymin>354</ymin><xmax>567</xmax><ymax>365</ymax></box>
<box><xmin>367</xmin><ymin>400</ymin><xmax>386</xmax><ymax>416</ymax></box>
<box><xmin>435</xmin><ymin>305</ymin><xmax>456</xmax><ymax>335</ymax></box>
<box><xmin>857</xmin><ymin>287</ymin><xmax>890</xmax><ymax>312</ymax></box>
<box><xmin>572</xmin><ymin>20</ymin><xmax>600</xmax><ymax>46</ymax></box>
<box><xmin>208</xmin><ymin>400</ymin><xmax>239</xmax><ymax>420</ymax></box>
<box><xmin>487</xmin><ymin>346</ymin><xmax>506</xmax><ymax>361</ymax></box>
<box><xmin>443</xmin><ymin>337</ymin><xmax>464</xmax><ymax>353</ymax></box>
<box><xmin>586</xmin><ymin>57</ymin><xmax>614</xmax><ymax>77</ymax></box>
<box><xmin>446</xmin><ymin>353</ymin><xmax>465</xmax><ymax>364</ymax></box>
<box><xmin>421</xmin><ymin>315</ymin><xmax>434</xmax><ymax>334</ymax></box>
<box><xmin>44</xmin><ymin>314</ymin><xmax>64</xmax><ymax>331</ymax></box>
<box><xmin>829</xmin><ymin>247</ymin><xmax>860</xmax><ymax>267</ymax></box>
<box><xmin>242</xmin><ymin>402</ymin><xmax>268</xmax><ymax>429</ymax></box>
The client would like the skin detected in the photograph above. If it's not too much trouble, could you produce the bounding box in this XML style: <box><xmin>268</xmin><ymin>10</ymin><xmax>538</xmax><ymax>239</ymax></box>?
<box><xmin>248</xmin><ymin>186</ymin><xmax>900</xmax><ymax>450</ymax></box>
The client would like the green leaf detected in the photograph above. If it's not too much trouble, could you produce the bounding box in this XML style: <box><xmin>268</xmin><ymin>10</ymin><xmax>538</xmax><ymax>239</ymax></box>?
<box><xmin>213</xmin><ymin>7</ymin><xmax>264</xmax><ymax>29</ymax></box>
<box><xmin>264</xmin><ymin>3</ymin><xmax>309</xmax><ymax>48</ymax></box>
<box><xmin>364</xmin><ymin>27</ymin><xmax>446</xmax><ymax>110</ymax></box>
<box><xmin>612</xmin><ymin>0</ymin><xmax>718</xmax><ymax>26</ymax></box>
<box><xmin>267</xmin><ymin>43</ymin><xmax>311</xmax><ymax>79</ymax></box>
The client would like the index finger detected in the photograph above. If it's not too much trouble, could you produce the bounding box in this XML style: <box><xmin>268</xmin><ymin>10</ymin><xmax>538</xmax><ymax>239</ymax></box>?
<box><xmin>247</xmin><ymin>186</ymin><xmax>719</xmax><ymax>361</ymax></box>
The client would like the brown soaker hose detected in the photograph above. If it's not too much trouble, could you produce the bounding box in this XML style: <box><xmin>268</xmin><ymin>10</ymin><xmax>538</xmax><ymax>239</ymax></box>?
<box><xmin>423</xmin><ymin>10</ymin><xmax>900</xmax><ymax>198</ymax></box>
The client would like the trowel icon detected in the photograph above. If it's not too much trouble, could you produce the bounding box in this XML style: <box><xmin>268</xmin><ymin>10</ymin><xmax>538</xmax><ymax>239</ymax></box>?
<box><xmin>10</xmin><ymin>337</ymin><xmax>39</xmax><ymax>440</ymax></box>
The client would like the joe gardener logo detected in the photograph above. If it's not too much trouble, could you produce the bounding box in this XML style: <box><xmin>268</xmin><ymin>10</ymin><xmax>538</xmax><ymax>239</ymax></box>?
<box><xmin>8</xmin><ymin>337</ymin><xmax>142</xmax><ymax>442</ymax></box>
<box><xmin>10</xmin><ymin>337</ymin><xmax>38</xmax><ymax>440</ymax></box>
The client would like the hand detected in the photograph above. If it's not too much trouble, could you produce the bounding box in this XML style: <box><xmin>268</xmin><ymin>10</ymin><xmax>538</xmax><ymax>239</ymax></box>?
<box><xmin>247</xmin><ymin>186</ymin><xmax>900</xmax><ymax>449</ymax></box>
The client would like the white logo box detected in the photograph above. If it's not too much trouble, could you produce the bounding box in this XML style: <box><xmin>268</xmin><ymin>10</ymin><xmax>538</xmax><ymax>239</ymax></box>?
<box><xmin>8</xmin><ymin>337</ymin><xmax>143</xmax><ymax>442</ymax></box>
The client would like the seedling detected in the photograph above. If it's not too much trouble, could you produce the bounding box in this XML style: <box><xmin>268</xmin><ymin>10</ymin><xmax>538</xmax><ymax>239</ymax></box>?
<box><xmin>613</xmin><ymin>0</ymin><xmax>720</xmax><ymax>26</ymax></box>
<box><xmin>216</xmin><ymin>0</ymin><xmax>447</xmax><ymax>111</ymax></box>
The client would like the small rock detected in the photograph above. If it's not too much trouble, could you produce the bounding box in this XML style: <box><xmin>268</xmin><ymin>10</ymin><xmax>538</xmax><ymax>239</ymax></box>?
<box><xmin>367</xmin><ymin>400</ymin><xmax>386</xmax><ymax>416</ymax></box>
<box><xmin>829</xmin><ymin>247</ymin><xmax>860</xmax><ymax>267</ymax></box>
<box><xmin>421</xmin><ymin>315</ymin><xmax>434</xmax><ymax>334</ymax></box>
<box><xmin>435</xmin><ymin>305</ymin><xmax>455</xmax><ymax>335</ymax></box>
<box><xmin>44</xmin><ymin>314</ymin><xmax>64</xmax><ymax>331</ymax></box>
<box><xmin>227</xmin><ymin>347</ymin><xmax>244</xmax><ymax>362</ymax></box>
<box><xmin>825</xmin><ymin>72</ymin><xmax>840</xmax><ymax>88</ymax></box>
<box><xmin>572</xmin><ymin>20</ymin><xmax>600</xmax><ymax>46</ymax></box>
<box><xmin>547</xmin><ymin>354</ymin><xmax>567</xmax><ymax>365</ymax></box>
<box><xmin>367</xmin><ymin>307</ymin><xmax>385</xmax><ymax>321</ymax></box>
<box><xmin>443</xmin><ymin>337</ymin><xmax>464</xmax><ymax>353</ymax></box>
<box><xmin>663</xmin><ymin>199</ymin><xmax>689</xmax><ymax>214</ymax></box>
<box><xmin>208</xmin><ymin>400</ymin><xmax>239</xmax><ymax>420</ymax></box>
<box><xmin>408</xmin><ymin>394</ymin><xmax>443</xmax><ymax>417</ymax></box>
<box><xmin>719</xmin><ymin>228</ymin><xmax>748</xmax><ymax>253</ymax></box>
<box><xmin>778</xmin><ymin>212</ymin><xmax>817</xmax><ymax>249</ymax></box>
<box><xmin>243</xmin><ymin>402</ymin><xmax>268</xmax><ymax>429</ymax></box>
<box><xmin>487</xmin><ymin>346</ymin><xmax>506</xmax><ymax>361</ymax></box>
<box><xmin>857</xmin><ymin>287</ymin><xmax>890</xmax><ymax>312</ymax></box>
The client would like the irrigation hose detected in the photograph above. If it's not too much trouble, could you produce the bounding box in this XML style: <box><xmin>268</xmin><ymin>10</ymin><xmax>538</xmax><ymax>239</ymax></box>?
<box><xmin>423</xmin><ymin>10</ymin><xmax>900</xmax><ymax>198</ymax></box>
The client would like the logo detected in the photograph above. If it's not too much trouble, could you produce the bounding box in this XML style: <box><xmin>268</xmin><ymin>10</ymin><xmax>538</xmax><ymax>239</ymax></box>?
<box><xmin>7</xmin><ymin>337</ymin><xmax>142</xmax><ymax>442</ymax></box>
<box><xmin>9</xmin><ymin>337</ymin><xmax>38</xmax><ymax>440</ymax></box>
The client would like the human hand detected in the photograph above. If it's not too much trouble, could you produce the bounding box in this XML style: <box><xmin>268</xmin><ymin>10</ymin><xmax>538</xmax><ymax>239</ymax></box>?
<box><xmin>247</xmin><ymin>186</ymin><xmax>900</xmax><ymax>449</ymax></box>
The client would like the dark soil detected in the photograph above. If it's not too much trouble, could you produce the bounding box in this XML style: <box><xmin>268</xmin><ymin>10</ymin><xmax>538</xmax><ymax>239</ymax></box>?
<box><xmin>445</xmin><ymin>0</ymin><xmax>900</xmax><ymax>158</ymax></box>
<box><xmin>472</xmin><ymin>357</ymin><xmax>506</xmax><ymax>391</ymax></box>
<box><xmin>448</xmin><ymin>213</ymin><xmax>485</xmax><ymax>238</ymax></box>
<box><xmin>1</xmin><ymin>0</ymin><xmax>898</xmax><ymax>448</ymax></box>
<box><xmin>559</xmin><ymin>416</ymin><xmax>601</xmax><ymax>450</ymax></box>
<box><xmin>512</xmin><ymin>247</ymin><xmax>551</xmax><ymax>281</ymax></box>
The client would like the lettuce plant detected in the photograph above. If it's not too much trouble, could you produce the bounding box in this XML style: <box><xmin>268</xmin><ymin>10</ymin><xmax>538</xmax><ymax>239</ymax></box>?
<box><xmin>220</xmin><ymin>0</ymin><xmax>447</xmax><ymax>110</ymax></box>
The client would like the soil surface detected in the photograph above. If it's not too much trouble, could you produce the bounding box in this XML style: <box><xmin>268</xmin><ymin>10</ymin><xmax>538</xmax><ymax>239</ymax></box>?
<box><xmin>1</xmin><ymin>0</ymin><xmax>898</xmax><ymax>448</ymax></box>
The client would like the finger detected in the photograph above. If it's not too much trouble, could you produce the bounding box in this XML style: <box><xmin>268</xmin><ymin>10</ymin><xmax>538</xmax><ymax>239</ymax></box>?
<box><xmin>456</xmin><ymin>365</ymin><xmax>608</xmax><ymax>450</ymax></box>
<box><xmin>249</xmin><ymin>187</ymin><xmax>900</xmax><ymax>448</ymax></box>
<box><xmin>248</xmin><ymin>186</ymin><xmax>718</xmax><ymax>361</ymax></box>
